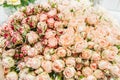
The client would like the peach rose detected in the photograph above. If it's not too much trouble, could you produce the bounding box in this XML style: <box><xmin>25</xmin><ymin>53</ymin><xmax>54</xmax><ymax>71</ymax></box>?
<box><xmin>66</xmin><ymin>57</ymin><xmax>76</xmax><ymax>67</ymax></box>
<box><xmin>86</xmin><ymin>14</ymin><xmax>98</xmax><ymax>25</ymax></box>
<box><xmin>27</xmin><ymin>47</ymin><xmax>38</xmax><ymax>57</ymax></box>
<box><xmin>47</xmin><ymin>9</ymin><xmax>57</xmax><ymax>17</ymax></box>
<box><xmin>39</xmin><ymin>14</ymin><xmax>48</xmax><ymax>22</ymax></box>
<box><xmin>52</xmin><ymin>59</ymin><xmax>65</xmax><ymax>72</ymax></box>
<box><xmin>59</xmin><ymin>34</ymin><xmax>74</xmax><ymax>47</ymax></box>
<box><xmin>82</xmin><ymin>67</ymin><xmax>93</xmax><ymax>77</ymax></box>
<box><xmin>56</xmin><ymin>47</ymin><xmax>66</xmax><ymax>57</ymax></box>
<box><xmin>91</xmin><ymin>52</ymin><xmax>100</xmax><ymax>61</ymax></box>
<box><xmin>41</xmin><ymin>60</ymin><xmax>52</xmax><ymax>73</ymax></box>
<box><xmin>74</xmin><ymin>40</ymin><xmax>88</xmax><ymax>53</ymax></box>
<box><xmin>63</xmin><ymin>67</ymin><xmax>76</xmax><ymax>78</ymax></box>
<box><xmin>47</xmin><ymin>37</ymin><xmax>58</xmax><ymax>48</ymax></box>
<box><xmin>36</xmin><ymin>72</ymin><xmax>51</xmax><ymax>80</ymax></box>
<box><xmin>93</xmin><ymin>69</ymin><xmax>104</xmax><ymax>79</ymax></box>
<box><xmin>45</xmin><ymin>29</ymin><xmax>56</xmax><ymax>39</ymax></box>
<box><xmin>26</xmin><ymin>31</ymin><xmax>39</xmax><ymax>44</ymax></box>
<box><xmin>81</xmin><ymin>49</ymin><xmax>92</xmax><ymax>59</ymax></box>
<box><xmin>51</xmin><ymin>54</ymin><xmax>59</xmax><ymax>61</ymax></box>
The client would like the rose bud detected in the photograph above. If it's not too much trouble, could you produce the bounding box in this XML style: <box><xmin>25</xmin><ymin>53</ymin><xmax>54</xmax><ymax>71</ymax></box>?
<box><xmin>45</xmin><ymin>29</ymin><xmax>56</xmax><ymax>39</ymax></box>
<box><xmin>21</xmin><ymin>44</ymin><xmax>31</xmax><ymax>55</ymax></box>
<box><xmin>47</xmin><ymin>9</ymin><xmax>57</xmax><ymax>18</ymax></box>
<box><xmin>52</xmin><ymin>59</ymin><xmax>65</xmax><ymax>72</ymax></box>
<box><xmin>37</xmin><ymin>22</ymin><xmax>47</xmax><ymax>35</ymax></box>
<box><xmin>56</xmin><ymin>47</ymin><xmax>66</xmax><ymax>57</ymax></box>
<box><xmin>27</xmin><ymin>16</ymin><xmax>38</xmax><ymax>28</ymax></box>
<box><xmin>66</xmin><ymin>57</ymin><xmax>76</xmax><ymax>67</ymax></box>
<box><xmin>82</xmin><ymin>67</ymin><xmax>93</xmax><ymax>77</ymax></box>
<box><xmin>41</xmin><ymin>60</ymin><xmax>52</xmax><ymax>73</ymax></box>
<box><xmin>11</xmin><ymin>32</ymin><xmax>23</xmax><ymax>45</ymax></box>
<box><xmin>19</xmin><ymin>53</ymin><xmax>24</xmax><ymax>58</ymax></box>
<box><xmin>27</xmin><ymin>47</ymin><xmax>38</xmax><ymax>57</ymax></box>
<box><xmin>93</xmin><ymin>69</ymin><xmax>104</xmax><ymax>79</ymax></box>
<box><xmin>34</xmin><ymin>42</ymin><xmax>43</xmax><ymax>53</ymax></box>
<box><xmin>39</xmin><ymin>14</ymin><xmax>48</xmax><ymax>22</ymax></box>
<box><xmin>36</xmin><ymin>72</ymin><xmax>51</xmax><ymax>80</ymax></box>
<box><xmin>26</xmin><ymin>31</ymin><xmax>39</xmax><ymax>44</ymax></box>
<box><xmin>81</xmin><ymin>49</ymin><xmax>92</xmax><ymax>60</ymax></box>
<box><xmin>47</xmin><ymin>37</ymin><xmax>58</xmax><ymax>48</ymax></box>
<box><xmin>63</xmin><ymin>67</ymin><xmax>76</xmax><ymax>78</ymax></box>
<box><xmin>47</xmin><ymin>18</ymin><xmax>55</xmax><ymax>28</ymax></box>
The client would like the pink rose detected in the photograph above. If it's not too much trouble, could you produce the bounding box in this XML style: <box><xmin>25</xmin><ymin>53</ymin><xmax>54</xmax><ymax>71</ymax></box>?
<box><xmin>47</xmin><ymin>9</ymin><xmax>57</xmax><ymax>18</ymax></box>
<box><xmin>56</xmin><ymin>47</ymin><xmax>66</xmax><ymax>57</ymax></box>
<box><xmin>41</xmin><ymin>60</ymin><xmax>52</xmax><ymax>73</ymax></box>
<box><xmin>34</xmin><ymin>42</ymin><xmax>43</xmax><ymax>53</ymax></box>
<box><xmin>52</xmin><ymin>59</ymin><xmax>65</xmax><ymax>72</ymax></box>
<box><xmin>45</xmin><ymin>29</ymin><xmax>56</xmax><ymax>39</ymax></box>
<box><xmin>21</xmin><ymin>45</ymin><xmax>31</xmax><ymax>55</ymax></box>
<box><xmin>39</xmin><ymin>14</ymin><xmax>48</xmax><ymax>22</ymax></box>
<box><xmin>26</xmin><ymin>31</ymin><xmax>39</xmax><ymax>44</ymax></box>
<box><xmin>82</xmin><ymin>67</ymin><xmax>93</xmax><ymax>77</ymax></box>
<box><xmin>51</xmin><ymin>54</ymin><xmax>59</xmax><ymax>61</ymax></box>
<box><xmin>66</xmin><ymin>57</ymin><xmax>76</xmax><ymax>67</ymax></box>
<box><xmin>47</xmin><ymin>37</ymin><xmax>58</xmax><ymax>48</ymax></box>
<box><xmin>63</xmin><ymin>67</ymin><xmax>76</xmax><ymax>78</ymax></box>
<box><xmin>91</xmin><ymin>52</ymin><xmax>100</xmax><ymax>61</ymax></box>
<box><xmin>110</xmin><ymin>65</ymin><xmax>120</xmax><ymax>77</ymax></box>
<box><xmin>90</xmin><ymin>63</ymin><xmax>97</xmax><ymax>71</ymax></box>
<box><xmin>27</xmin><ymin>47</ymin><xmax>38</xmax><ymax>57</ymax></box>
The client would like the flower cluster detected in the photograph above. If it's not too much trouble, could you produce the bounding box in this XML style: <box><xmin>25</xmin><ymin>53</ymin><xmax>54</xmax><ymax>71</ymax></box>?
<box><xmin>0</xmin><ymin>0</ymin><xmax>120</xmax><ymax>80</ymax></box>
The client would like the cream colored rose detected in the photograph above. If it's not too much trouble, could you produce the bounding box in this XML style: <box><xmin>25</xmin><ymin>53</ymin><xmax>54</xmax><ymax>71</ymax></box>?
<box><xmin>6</xmin><ymin>71</ymin><xmax>18</xmax><ymax>80</ymax></box>
<box><xmin>2</xmin><ymin>56</ymin><xmax>15</xmax><ymax>68</ymax></box>
<box><xmin>3</xmin><ymin>49</ymin><xmax>15</xmax><ymax>57</ymax></box>
<box><xmin>63</xmin><ymin>67</ymin><xmax>76</xmax><ymax>78</ymax></box>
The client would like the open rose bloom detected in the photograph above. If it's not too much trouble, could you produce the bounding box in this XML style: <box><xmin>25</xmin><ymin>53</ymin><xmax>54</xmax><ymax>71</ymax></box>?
<box><xmin>1</xmin><ymin>0</ymin><xmax>120</xmax><ymax>80</ymax></box>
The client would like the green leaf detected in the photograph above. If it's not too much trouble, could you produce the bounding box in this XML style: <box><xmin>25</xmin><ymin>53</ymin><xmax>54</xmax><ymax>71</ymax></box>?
<box><xmin>116</xmin><ymin>45</ymin><xmax>120</xmax><ymax>49</ymax></box>
<box><xmin>28</xmin><ymin>0</ymin><xmax>35</xmax><ymax>3</ymax></box>
<box><xmin>79</xmin><ymin>75</ymin><xmax>84</xmax><ymax>79</ymax></box>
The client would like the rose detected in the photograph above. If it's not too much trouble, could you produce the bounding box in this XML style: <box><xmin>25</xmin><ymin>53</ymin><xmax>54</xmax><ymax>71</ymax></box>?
<box><xmin>41</xmin><ymin>60</ymin><xmax>52</xmax><ymax>73</ymax></box>
<box><xmin>36</xmin><ymin>72</ymin><xmax>51</xmax><ymax>80</ymax></box>
<box><xmin>63</xmin><ymin>67</ymin><xmax>76</xmax><ymax>78</ymax></box>
<box><xmin>52</xmin><ymin>59</ymin><xmax>65</xmax><ymax>72</ymax></box>
<box><xmin>45</xmin><ymin>29</ymin><xmax>56</xmax><ymax>39</ymax></box>
<box><xmin>81</xmin><ymin>49</ymin><xmax>92</xmax><ymax>59</ymax></box>
<box><xmin>27</xmin><ymin>47</ymin><xmax>38</xmax><ymax>57</ymax></box>
<box><xmin>66</xmin><ymin>57</ymin><xmax>76</xmax><ymax>67</ymax></box>
<box><xmin>6</xmin><ymin>71</ymin><xmax>18</xmax><ymax>80</ymax></box>
<box><xmin>47</xmin><ymin>9</ymin><xmax>57</xmax><ymax>18</ymax></box>
<box><xmin>82</xmin><ymin>67</ymin><xmax>93</xmax><ymax>77</ymax></box>
<box><xmin>47</xmin><ymin>37</ymin><xmax>58</xmax><ymax>48</ymax></box>
<box><xmin>93</xmin><ymin>69</ymin><xmax>104</xmax><ymax>79</ymax></box>
<box><xmin>26</xmin><ymin>31</ymin><xmax>39</xmax><ymax>44</ymax></box>
<box><xmin>56</xmin><ymin>47</ymin><xmax>66</xmax><ymax>57</ymax></box>
<box><xmin>21</xmin><ymin>44</ymin><xmax>31</xmax><ymax>55</ymax></box>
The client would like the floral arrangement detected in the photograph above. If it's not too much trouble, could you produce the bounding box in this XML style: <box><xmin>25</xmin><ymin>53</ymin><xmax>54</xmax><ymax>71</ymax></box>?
<box><xmin>0</xmin><ymin>0</ymin><xmax>120</xmax><ymax>80</ymax></box>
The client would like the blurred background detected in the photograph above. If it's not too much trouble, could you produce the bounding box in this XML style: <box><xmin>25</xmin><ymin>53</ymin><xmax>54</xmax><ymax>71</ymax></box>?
<box><xmin>0</xmin><ymin>0</ymin><xmax>120</xmax><ymax>25</ymax></box>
